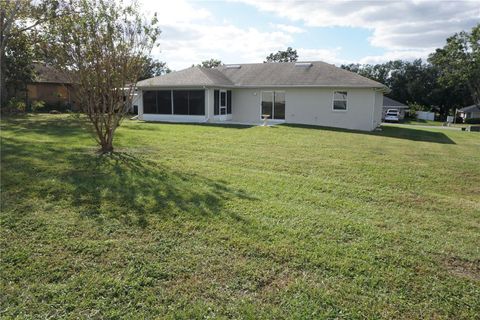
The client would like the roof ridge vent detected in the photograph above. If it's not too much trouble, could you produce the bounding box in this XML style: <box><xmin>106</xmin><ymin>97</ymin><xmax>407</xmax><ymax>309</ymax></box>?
<box><xmin>225</xmin><ymin>64</ymin><xmax>241</xmax><ymax>69</ymax></box>
<box><xmin>295</xmin><ymin>62</ymin><xmax>312</xmax><ymax>68</ymax></box>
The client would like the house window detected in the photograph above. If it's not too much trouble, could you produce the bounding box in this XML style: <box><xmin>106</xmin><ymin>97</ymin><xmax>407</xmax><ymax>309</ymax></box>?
<box><xmin>214</xmin><ymin>90</ymin><xmax>219</xmax><ymax>115</ymax></box>
<box><xmin>173</xmin><ymin>90</ymin><xmax>189</xmax><ymax>115</ymax></box>
<box><xmin>333</xmin><ymin>91</ymin><xmax>347</xmax><ymax>111</ymax></box>
<box><xmin>227</xmin><ymin>91</ymin><xmax>232</xmax><ymax>114</ymax></box>
<box><xmin>274</xmin><ymin>91</ymin><xmax>285</xmax><ymax>119</ymax></box>
<box><xmin>188</xmin><ymin>90</ymin><xmax>205</xmax><ymax>115</ymax></box>
<box><xmin>261</xmin><ymin>91</ymin><xmax>285</xmax><ymax>120</ymax></box>
<box><xmin>143</xmin><ymin>90</ymin><xmax>205</xmax><ymax>115</ymax></box>
<box><xmin>143</xmin><ymin>91</ymin><xmax>157</xmax><ymax>113</ymax></box>
<box><xmin>157</xmin><ymin>90</ymin><xmax>172</xmax><ymax>114</ymax></box>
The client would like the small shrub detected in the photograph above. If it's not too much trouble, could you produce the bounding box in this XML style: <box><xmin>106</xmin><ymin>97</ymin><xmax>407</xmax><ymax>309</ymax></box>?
<box><xmin>406</xmin><ymin>102</ymin><xmax>430</xmax><ymax>119</ymax></box>
<box><xmin>7</xmin><ymin>98</ymin><xmax>26</xmax><ymax>113</ymax></box>
<box><xmin>31</xmin><ymin>100</ymin><xmax>46</xmax><ymax>112</ymax></box>
<box><xmin>465</xmin><ymin>118</ymin><xmax>480</xmax><ymax>124</ymax></box>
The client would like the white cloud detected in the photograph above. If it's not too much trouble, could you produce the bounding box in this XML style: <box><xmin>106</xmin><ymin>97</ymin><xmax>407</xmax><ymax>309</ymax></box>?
<box><xmin>139</xmin><ymin>0</ymin><xmax>294</xmax><ymax>69</ymax></box>
<box><xmin>297</xmin><ymin>47</ymin><xmax>350</xmax><ymax>65</ymax></box>
<box><xmin>137</xmin><ymin>0</ymin><xmax>480</xmax><ymax>69</ymax></box>
<box><xmin>236</xmin><ymin>0</ymin><xmax>480</xmax><ymax>58</ymax></box>
<box><xmin>139</xmin><ymin>0</ymin><xmax>211</xmax><ymax>25</ymax></box>
<box><xmin>359</xmin><ymin>48</ymin><xmax>435</xmax><ymax>65</ymax></box>
<box><xmin>270</xmin><ymin>23</ymin><xmax>305</xmax><ymax>34</ymax></box>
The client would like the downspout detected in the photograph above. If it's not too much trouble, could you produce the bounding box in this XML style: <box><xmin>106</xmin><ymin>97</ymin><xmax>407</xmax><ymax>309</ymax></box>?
<box><xmin>371</xmin><ymin>89</ymin><xmax>378</xmax><ymax>131</ymax></box>
<box><xmin>204</xmin><ymin>86</ymin><xmax>209</xmax><ymax>123</ymax></box>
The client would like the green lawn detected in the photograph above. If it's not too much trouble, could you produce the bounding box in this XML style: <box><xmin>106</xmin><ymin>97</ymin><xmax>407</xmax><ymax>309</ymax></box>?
<box><xmin>1</xmin><ymin>114</ymin><xmax>479</xmax><ymax>319</ymax></box>
<box><xmin>400</xmin><ymin>119</ymin><xmax>470</xmax><ymax>128</ymax></box>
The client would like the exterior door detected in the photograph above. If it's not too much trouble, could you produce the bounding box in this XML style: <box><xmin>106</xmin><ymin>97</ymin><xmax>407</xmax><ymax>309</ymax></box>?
<box><xmin>219</xmin><ymin>90</ymin><xmax>227</xmax><ymax>119</ymax></box>
<box><xmin>261</xmin><ymin>91</ymin><xmax>285</xmax><ymax>120</ymax></box>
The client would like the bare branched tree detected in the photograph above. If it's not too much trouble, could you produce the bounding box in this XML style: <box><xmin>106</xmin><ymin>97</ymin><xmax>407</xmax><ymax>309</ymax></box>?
<box><xmin>52</xmin><ymin>0</ymin><xmax>160</xmax><ymax>153</ymax></box>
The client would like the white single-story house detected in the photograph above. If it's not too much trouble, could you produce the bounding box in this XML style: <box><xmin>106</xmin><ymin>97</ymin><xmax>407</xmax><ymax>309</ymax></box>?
<box><xmin>458</xmin><ymin>104</ymin><xmax>480</xmax><ymax>120</ymax></box>
<box><xmin>382</xmin><ymin>97</ymin><xmax>408</xmax><ymax>120</ymax></box>
<box><xmin>134</xmin><ymin>61</ymin><xmax>389</xmax><ymax>131</ymax></box>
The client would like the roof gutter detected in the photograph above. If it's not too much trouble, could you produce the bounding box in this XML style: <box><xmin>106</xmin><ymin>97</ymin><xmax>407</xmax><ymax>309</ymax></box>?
<box><xmin>137</xmin><ymin>84</ymin><xmax>388</xmax><ymax>90</ymax></box>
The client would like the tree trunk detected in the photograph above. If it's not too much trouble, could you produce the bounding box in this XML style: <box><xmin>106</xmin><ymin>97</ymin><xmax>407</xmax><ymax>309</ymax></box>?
<box><xmin>100</xmin><ymin>141</ymin><xmax>113</xmax><ymax>153</ymax></box>
<box><xmin>99</xmin><ymin>128</ymin><xmax>115</xmax><ymax>153</ymax></box>
<box><xmin>0</xmin><ymin>45</ymin><xmax>6</xmax><ymax>108</ymax></box>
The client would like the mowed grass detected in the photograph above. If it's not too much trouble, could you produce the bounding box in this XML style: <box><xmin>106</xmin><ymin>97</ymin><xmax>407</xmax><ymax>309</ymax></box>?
<box><xmin>400</xmin><ymin>119</ymin><xmax>470</xmax><ymax>128</ymax></box>
<box><xmin>1</xmin><ymin>114</ymin><xmax>479</xmax><ymax>319</ymax></box>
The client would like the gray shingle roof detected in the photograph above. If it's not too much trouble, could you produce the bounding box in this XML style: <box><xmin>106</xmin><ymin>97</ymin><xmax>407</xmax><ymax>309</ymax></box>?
<box><xmin>136</xmin><ymin>66</ymin><xmax>234</xmax><ymax>88</ymax></box>
<box><xmin>136</xmin><ymin>61</ymin><xmax>387</xmax><ymax>89</ymax></box>
<box><xmin>383</xmin><ymin>96</ymin><xmax>408</xmax><ymax>108</ymax></box>
<box><xmin>458</xmin><ymin>104</ymin><xmax>480</xmax><ymax>113</ymax></box>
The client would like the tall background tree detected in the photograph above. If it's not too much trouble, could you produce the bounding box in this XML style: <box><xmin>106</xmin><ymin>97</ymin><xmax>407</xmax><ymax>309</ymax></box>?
<box><xmin>429</xmin><ymin>24</ymin><xmax>480</xmax><ymax>106</ymax></box>
<box><xmin>0</xmin><ymin>0</ymin><xmax>60</xmax><ymax>107</ymax></box>
<box><xmin>265</xmin><ymin>47</ymin><xmax>298</xmax><ymax>63</ymax></box>
<box><xmin>341</xmin><ymin>24</ymin><xmax>479</xmax><ymax>118</ymax></box>
<box><xmin>139</xmin><ymin>56</ymin><xmax>170</xmax><ymax>80</ymax></box>
<box><xmin>51</xmin><ymin>0</ymin><xmax>160</xmax><ymax>153</ymax></box>
<box><xmin>197</xmin><ymin>58</ymin><xmax>223</xmax><ymax>68</ymax></box>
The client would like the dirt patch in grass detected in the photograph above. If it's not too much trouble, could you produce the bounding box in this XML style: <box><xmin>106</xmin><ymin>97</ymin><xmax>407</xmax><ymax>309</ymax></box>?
<box><xmin>444</xmin><ymin>257</ymin><xmax>480</xmax><ymax>281</ymax></box>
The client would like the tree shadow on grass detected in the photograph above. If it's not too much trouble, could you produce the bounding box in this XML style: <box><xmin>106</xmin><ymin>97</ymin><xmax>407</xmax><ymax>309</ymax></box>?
<box><xmin>1</xmin><ymin>135</ymin><xmax>256</xmax><ymax>228</ymax></box>
<box><xmin>137</xmin><ymin>121</ymin><xmax>255</xmax><ymax>130</ymax></box>
<box><xmin>0</xmin><ymin>114</ymin><xmax>90</xmax><ymax>137</ymax></box>
<box><xmin>280</xmin><ymin>123</ymin><xmax>456</xmax><ymax>144</ymax></box>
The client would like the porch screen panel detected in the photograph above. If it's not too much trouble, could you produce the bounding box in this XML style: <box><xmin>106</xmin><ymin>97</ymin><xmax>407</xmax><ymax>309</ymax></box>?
<box><xmin>143</xmin><ymin>91</ymin><xmax>157</xmax><ymax>113</ymax></box>
<box><xmin>274</xmin><ymin>92</ymin><xmax>285</xmax><ymax>119</ymax></box>
<box><xmin>173</xmin><ymin>90</ymin><xmax>189</xmax><ymax>115</ymax></box>
<box><xmin>227</xmin><ymin>90</ymin><xmax>232</xmax><ymax>114</ymax></box>
<box><xmin>188</xmin><ymin>90</ymin><xmax>205</xmax><ymax>115</ymax></box>
<box><xmin>157</xmin><ymin>90</ymin><xmax>172</xmax><ymax>114</ymax></box>
<box><xmin>261</xmin><ymin>91</ymin><xmax>273</xmax><ymax>118</ymax></box>
<box><xmin>214</xmin><ymin>90</ymin><xmax>219</xmax><ymax>115</ymax></box>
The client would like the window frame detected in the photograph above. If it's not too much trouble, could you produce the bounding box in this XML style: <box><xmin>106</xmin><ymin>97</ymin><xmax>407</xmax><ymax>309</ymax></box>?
<box><xmin>332</xmin><ymin>90</ymin><xmax>348</xmax><ymax>112</ymax></box>
<box><xmin>260</xmin><ymin>90</ymin><xmax>285</xmax><ymax>120</ymax></box>
<box><xmin>142</xmin><ymin>89</ymin><xmax>205</xmax><ymax>116</ymax></box>
<box><xmin>219</xmin><ymin>89</ymin><xmax>227</xmax><ymax>115</ymax></box>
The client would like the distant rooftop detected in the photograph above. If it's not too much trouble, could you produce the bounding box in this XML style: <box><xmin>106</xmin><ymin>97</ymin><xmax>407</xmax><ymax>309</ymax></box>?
<box><xmin>458</xmin><ymin>104</ymin><xmax>480</xmax><ymax>113</ymax></box>
<box><xmin>383</xmin><ymin>96</ymin><xmax>408</xmax><ymax>108</ymax></box>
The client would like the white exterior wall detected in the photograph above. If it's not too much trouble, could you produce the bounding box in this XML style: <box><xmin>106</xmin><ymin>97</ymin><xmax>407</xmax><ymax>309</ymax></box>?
<box><xmin>286</xmin><ymin>88</ymin><xmax>377</xmax><ymax>131</ymax></box>
<box><xmin>137</xmin><ymin>87</ymin><xmax>380</xmax><ymax>131</ymax></box>
<box><xmin>231</xmin><ymin>89</ymin><xmax>263</xmax><ymax>124</ymax></box>
<box><xmin>467</xmin><ymin>111</ymin><xmax>480</xmax><ymax>119</ymax></box>
<box><xmin>231</xmin><ymin>87</ymin><xmax>378</xmax><ymax>130</ymax></box>
<box><xmin>373</xmin><ymin>91</ymin><xmax>383</xmax><ymax>128</ymax></box>
<box><xmin>137</xmin><ymin>89</ymin><xmax>144</xmax><ymax>117</ymax></box>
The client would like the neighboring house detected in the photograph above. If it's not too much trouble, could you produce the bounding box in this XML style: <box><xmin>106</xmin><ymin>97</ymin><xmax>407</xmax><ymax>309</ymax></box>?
<box><xmin>27</xmin><ymin>63</ymin><xmax>75</xmax><ymax>108</ymax></box>
<box><xmin>382</xmin><ymin>97</ymin><xmax>408</xmax><ymax>120</ymax></box>
<box><xmin>135</xmin><ymin>61</ymin><xmax>388</xmax><ymax>131</ymax></box>
<box><xmin>458</xmin><ymin>104</ymin><xmax>480</xmax><ymax>120</ymax></box>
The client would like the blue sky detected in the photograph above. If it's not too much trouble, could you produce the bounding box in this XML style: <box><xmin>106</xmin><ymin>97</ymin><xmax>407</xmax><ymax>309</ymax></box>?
<box><xmin>140</xmin><ymin>0</ymin><xmax>480</xmax><ymax>70</ymax></box>
<box><xmin>200</xmin><ymin>1</ymin><xmax>385</xmax><ymax>60</ymax></box>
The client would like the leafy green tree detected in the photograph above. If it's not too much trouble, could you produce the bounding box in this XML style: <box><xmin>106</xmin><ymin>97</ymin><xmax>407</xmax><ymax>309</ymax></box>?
<box><xmin>429</xmin><ymin>24</ymin><xmax>480</xmax><ymax>106</ymax></box>
<box><xmin>0</xmin><ymin>0</ymin><xmax>60</xmax><ymax>107</ymax></box>
<box><xmin>342</xmin><ymin>58</ymin><xmax>472</xmax><ymax>118</ymax></box>
<box><xmin>51</xmin><ymin>0</ymin><xmax>160</xmax><ymax>153</ymax></box>
<box><xmin>139</xmin><ymin>56</ymin><xmax>170</xmax><ymax>80</ymax></box>
<box><xmin>197</xmin><ymin>58</ymin><xmax>223</xmax><ymax>68</ymax></box>
<box><xmin>3</xmin><ymin>25</ymin><xmax>35</xmax><ymax>102</ymax></box>
<box><xmin>265</xmin><ymin>47</ymin><xmax>298</xmax><ymax>63</ymax></box>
